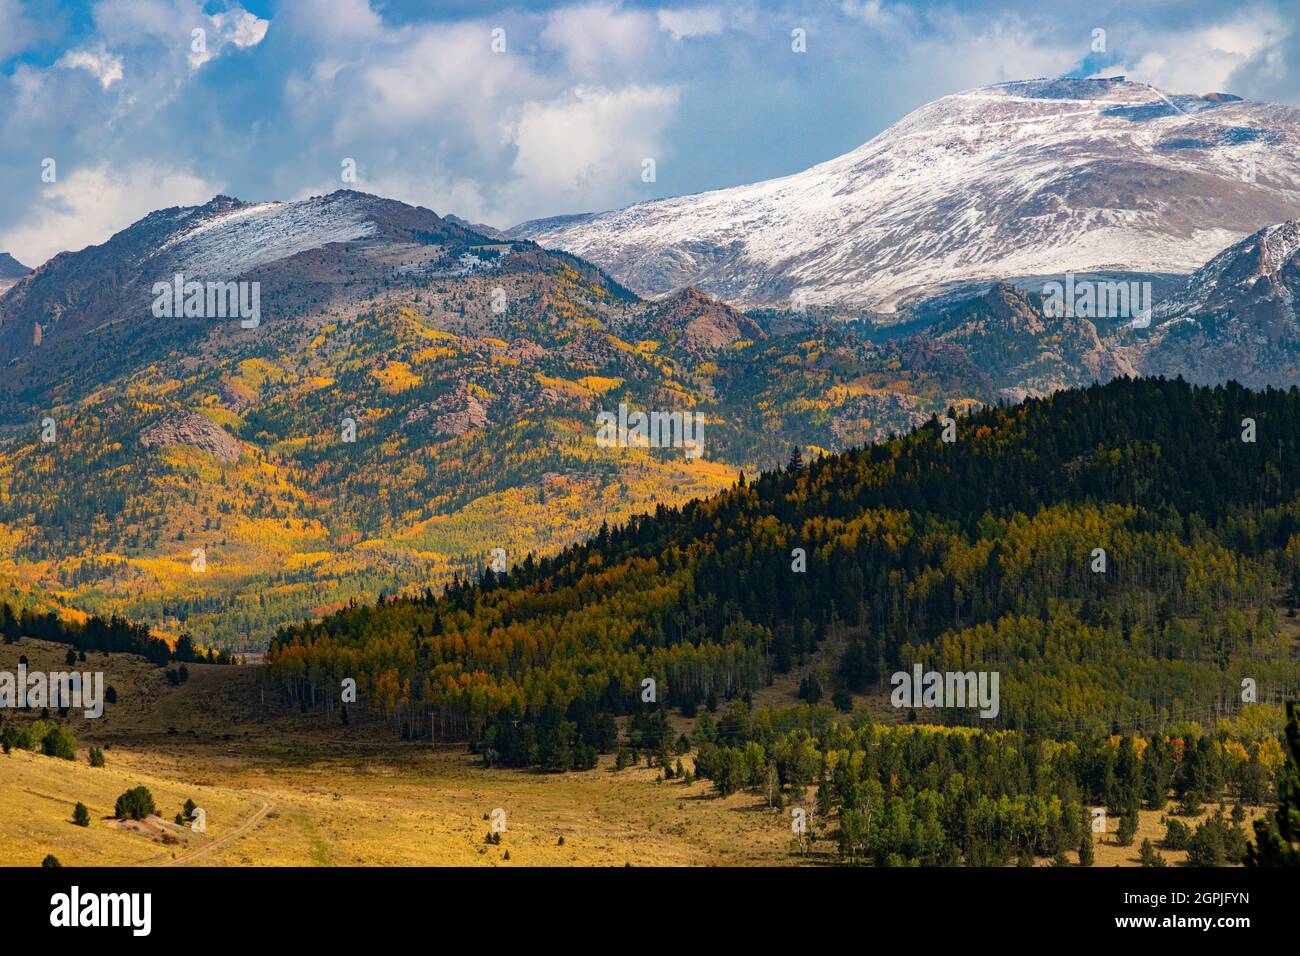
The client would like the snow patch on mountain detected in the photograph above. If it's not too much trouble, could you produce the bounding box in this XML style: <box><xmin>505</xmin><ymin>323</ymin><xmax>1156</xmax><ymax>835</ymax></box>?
<box><xmin>512</xmin><ymin>77</ymin><xmax>1300</xmax><ymax>313</ymax></box>
<box><xmin>158</xmin><ymin>194</ymin><xmax>378</xmax><ymax>279</ymax></box>
<box><xmin>1151</xmin><ymin>219</ymin><xmax>1300</xmax><ymax>328</ymax></box>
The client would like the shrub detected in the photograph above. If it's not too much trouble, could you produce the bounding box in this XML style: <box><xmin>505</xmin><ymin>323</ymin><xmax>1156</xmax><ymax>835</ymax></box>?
<box><xmin>1138</xmin><ymin>838</ymin><xmax>1166</xmax><ymax>867</ymax></box>
<box><xmin>114</xmin><ymin>786</ymin><xmax>156</xmax><ymax>821</ymax></box>
<box><xmin>1163</xmin><ymin>817</ymin><xmax>1191</xmax><ymax>850</ymax></box>
<box><xmin>42</xmin><ymin>725</ymin><xmax>77</xmax><ymax>761</ymax></box>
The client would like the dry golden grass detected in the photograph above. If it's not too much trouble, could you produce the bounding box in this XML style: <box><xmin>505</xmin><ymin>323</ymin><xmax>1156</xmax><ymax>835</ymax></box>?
<box><xmin>0</xmin><ymin>638</ymin><xmax>1271</xmax><ymax>868</ymax></box>
<box><xmin>0</xmin><ymin>730</ymin><xmax>802</xmax><ymax>867</ymax></box>
<box><xmin>0</xmin><ymin>639</ymin><xmax>800</xmax><ymax>867</ymax></box>
<box><xmin>1088</xmin><ymin>803</ymin><xmax>1266</xmax><ymax>868</ymax></box>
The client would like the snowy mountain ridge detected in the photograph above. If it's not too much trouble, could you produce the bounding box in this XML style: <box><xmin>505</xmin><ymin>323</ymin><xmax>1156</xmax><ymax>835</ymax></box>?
<box><xmin>510</xmin><ymin>76</ymin><xmax>1300</xmax><ymax>313</ymax></box>
<box><xmin>155</xmin><ymin>193</ymin><xmax>380</xmax><ymax>279</ymax></box>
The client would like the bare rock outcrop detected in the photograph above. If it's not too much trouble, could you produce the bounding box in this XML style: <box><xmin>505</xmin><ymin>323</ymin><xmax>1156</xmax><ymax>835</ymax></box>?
<box><xmin>140</xmin><ymin>411</ymin><xmax>242</xmax><ymax>462</ymax></box>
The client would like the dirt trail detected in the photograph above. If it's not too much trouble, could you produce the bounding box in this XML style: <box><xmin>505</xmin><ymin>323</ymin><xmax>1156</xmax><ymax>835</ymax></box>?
<box><xmin>147</xmin><ymin>800</ymin><xmax>274</xmax><ymax>867</ymax></box>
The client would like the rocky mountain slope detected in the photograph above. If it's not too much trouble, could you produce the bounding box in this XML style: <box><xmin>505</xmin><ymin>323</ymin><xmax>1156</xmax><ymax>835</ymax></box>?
<box><xmin>0</xmin><ymin>252</ymin><xmax>28</xmax><ymax>278</ymax></box>
<box><xmin>1140</xmin><ymin>220</ymin><xmax>1300</xmax><ymax>386</ymax></box>
<box><xmin>512</xmin><ymin>77</ymin><xmax>1300</xmax><ymax>312</ymax></box>
<box><xmin>12</xmin><ymin>168</ymin><xmax>1300</xmax><ymax>646</ymax></box>
<box><xmin>0</xmin><ymin>191</ymin><xmax>986</xmax><ymax>647</ymax></box>
<box><xmin>0</xmin><ymin>252</ymin><xmax>30</xmax><ymax>295</ymax></box>
<box><xmin>926</xmin><ymin>283</ymin><xmax>1134</xmax><ymax>399</ymax></box>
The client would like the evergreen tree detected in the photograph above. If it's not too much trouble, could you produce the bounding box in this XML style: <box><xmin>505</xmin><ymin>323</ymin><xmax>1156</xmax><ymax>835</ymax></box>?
<box><xmin>1117</xmin><ymin>810</ymin><xmax>1138</xmax><ymax>847</ymax></box>
<box><xmin>1078</xmin><ymin>831</ymin><xmax>1095</xmax><ymax>867</ymax></box>
<box><xmin>1138</xmin><ymin>838</ymin><xmax>1165</xmax><ymax>867</ymax></box>
<box><xmin>1163</xmin><ymin>817</ymin><xmax>1191</xmax><ymax>851</ymax></box>
<box><xmin>114</xmin><ymin>786</ymin><xmax>156</xmax><ymax>821</ymax></box>
<box><xmin>1247</xmin><ymin>701</ymin><xmax>1300</xmax><ymax>867</ymax></box>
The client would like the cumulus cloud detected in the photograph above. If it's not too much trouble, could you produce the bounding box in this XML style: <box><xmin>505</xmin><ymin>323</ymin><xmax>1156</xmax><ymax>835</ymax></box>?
<box><xmin>274</xmin><ymin>0</ymin><xmax>382</xmax><ymax>48</ymax></box>
<box><xmin>192</xmin><ymin>9</ymin><xmax>270</xmax><ymax>69</ymax></box>
<box><xmin>56</xmin><ymin>45</ymin><xmax>125</xmax><ymax>90</ymax></box>
<box><xmin>277</xmin><ymin>10</ymin><xmax>681</xmax><ymax>226</ymax></box>
<box><xmin>0</xmin><ymin>0</ymin><xmax>43</xmax><ymax>62</ymax></box>
<box><xmin>507</xmin><ymin>84</ymin><xmax>682</xmax><ymax>218</ymax></box>
<box><xmin>1095</xmin><ymin>9</ymin><xmax>1290</xmax><ymax>95</ymax></box>
<box><xmin>0</xmin><ymin>163</ymin><xmax>218</xmax><ymax>265</ymax></box>
<box><xmin>87</xmin><ymin>0</ymin><xmax>268</xmax><ymax>70</ymax></box>
<box><xmin>657</xmin><ymin>8</ymin><xmax>726</xmax><ymax>41</ymax></box>
<box><xmin>839</xmin><ymin>0</ymin><xmax>911</xmax><ymax>32</ymax></box>
<box><xmin>541</xmin><ymin>3</ymin><xmax>657</xmax><ymax>77</ymax></box>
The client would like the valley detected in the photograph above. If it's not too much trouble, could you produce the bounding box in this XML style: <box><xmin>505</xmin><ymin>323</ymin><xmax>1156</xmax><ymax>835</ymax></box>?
<box><xmin>0</xmin><ymin>637</ymin><xmax>1275</xmax><ymax>868</ymax></box>
<box><xmin>1</xmin><ymin>71</ymin><xmax>1299</xmax><ymax>874</ymax></box>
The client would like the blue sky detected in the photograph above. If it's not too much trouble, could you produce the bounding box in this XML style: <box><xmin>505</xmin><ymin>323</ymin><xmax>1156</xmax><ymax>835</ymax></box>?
<box><xmin>1</xmin><ymin>0</ymin><xmax>1296</xmax><ymax>265</ymax></box>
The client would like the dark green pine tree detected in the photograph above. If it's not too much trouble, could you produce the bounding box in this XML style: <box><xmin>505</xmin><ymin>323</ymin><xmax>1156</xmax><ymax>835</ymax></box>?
<box><xmin>1247</xmin><ymin>701</ymin><xmax>1300</xmax><ymax>867</ymax></box>
<box><xmin>1117</xmin><ymin>808</ymin><xmax>1138</xmax><ymax>847</ymax></box>
<box><xmin>786</xmin><ymin>445</ymin><xmax>803</xmax><ymax>472</ymax></box>
<box><xmin>1138</xmin><ymin>838</ymin><xmax>1166</xmax><ymax>867</ymax></box>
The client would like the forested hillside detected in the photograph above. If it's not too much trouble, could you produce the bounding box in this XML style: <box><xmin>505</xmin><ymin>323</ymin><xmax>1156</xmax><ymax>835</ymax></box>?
<box><xmin>259</xmin><ymin>376</ymin><xmax>1300</xmax><ymax>864</ymax></box>
<box><xmin>0</xmin><ymin>193</ymin><xmax>989</xmax><ymax>647</ymax></box>
<box><xmin>267</xmin><ymin>376</ymin><xmax>1300</xmax><ymax>739</ymax></box>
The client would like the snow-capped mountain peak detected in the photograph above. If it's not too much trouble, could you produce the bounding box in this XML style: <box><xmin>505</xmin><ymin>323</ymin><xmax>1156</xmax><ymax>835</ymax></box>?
<box><xmin>156</xmin><ymin>192</ymin><xmax>380</xmax><ymax>279</ymax></box>
<box><xmin>0</xmin><ymin>190</ymin><xmax>482</xmax><ymax>362</ymax></box>
<box><xmin>511</xmin><ymin>77</ymin><xmax>1300</xmax><ymax>314</ymax></box>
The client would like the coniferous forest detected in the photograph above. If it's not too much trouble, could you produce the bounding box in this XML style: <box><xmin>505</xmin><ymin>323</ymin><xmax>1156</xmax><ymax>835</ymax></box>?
<box><xmin>263</xmin><ymin>376</ymin><xmax>1300</xmax><ymax>865</ymax></box>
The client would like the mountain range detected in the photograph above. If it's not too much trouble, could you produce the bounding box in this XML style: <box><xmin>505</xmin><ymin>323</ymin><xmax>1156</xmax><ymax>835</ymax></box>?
<box><xmin>0</xmin><ymin>190</ymin><xmax>985</xmax><ymax>646</ymax></box>
<box><xmin>5</xmin><ymin>76</ymin><xmax>1300</xmax><ymax>647</ymax></box>
<box><xmin>511</xmin><ymin>76</ymin><xmax>1300</xmax><ymax>313</ymax></box>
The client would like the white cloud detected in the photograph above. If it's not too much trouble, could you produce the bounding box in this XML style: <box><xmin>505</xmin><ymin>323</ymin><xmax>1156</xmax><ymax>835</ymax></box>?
<box><xmin>57</xmin><ymin>45</ymin><xmax>125</xmax><ymax>90</ymax></box>
<box><xmin>506</xmin><ymin>84</ymin><xmax>681</xmax><ymax>218</ymax></box>
<box><xmin>875</xmin><ymin>16</ymin><xmax>1074</xmax><ymax>102</ymax></box>
<box><xmin>88</xmin><ymin>0</ymin><xmax>268</xmax><ymax>70</ymax></box>
<box><xmin>1114</xmin><ymin>12</ymin><xmax>1290</xmax><ymax>94</ymax></box>
<box><xmin>0</xmin><ymin>0</ymin><xmax>41</xmax><ymax>61</ymax></box>
<box><xmin>0</xmin><ymin>163</ymin><xmax>218</xmax><ymax>265</ymax></box>
<box><xmin>275</xmin><ymin>0</ymin><xmax>382</xmax><ymax>48</ymax></box>
<box><xmin>286</xmin><ymin>14</ymin><xmax>682</xmax><ymax>226</ymax></box>
<box><xmin>191</xmin><ymin>9</ymin><xmax>270</xmax><ymax>69</ymax></box>
<box><xmin>215</xmin><ymin>8</ymin><xmax>269</xmax><ymax>48</ymax></box>
<box><xmin>657</xmin><ymin>8</ymin><xmax>726</xmax><ymax>41</ymax></box>
<box><xmin>838</xmin><ymin>0</ymin><xmax>918</xmax><ymax>36</ymax></box>
<box><xmin>542</xmin><ymin>4</ymin><xmax>657</xmax><ymax>77</ymax></box>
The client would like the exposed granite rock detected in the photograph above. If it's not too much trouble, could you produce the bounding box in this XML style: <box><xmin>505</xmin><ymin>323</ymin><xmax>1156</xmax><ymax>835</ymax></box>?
<box><xmin>140</xmin><ymin>411</ymin><xmax>242</xmax><ymax>462</ymax></box>
<box><xmin>404</xmin><ymin>390</ymin><xmax>489</xmax><ymax>437</ymax></box>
